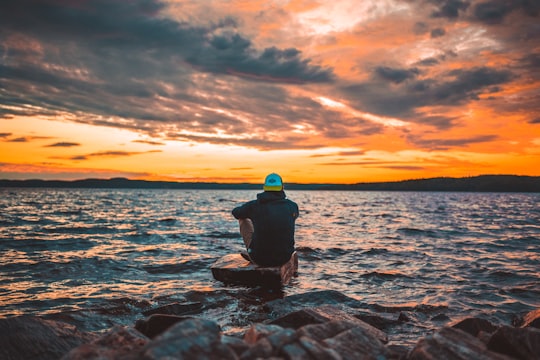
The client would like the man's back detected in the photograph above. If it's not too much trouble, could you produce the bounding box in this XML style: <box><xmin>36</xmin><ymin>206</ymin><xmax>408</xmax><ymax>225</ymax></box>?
<box><xmin>232</xmin><ymin>190</ymin><xmax>298</xmax><ymax>266</ymax></box>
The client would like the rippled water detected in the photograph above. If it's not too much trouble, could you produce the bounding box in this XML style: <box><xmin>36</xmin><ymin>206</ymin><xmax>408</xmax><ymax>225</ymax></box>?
<box><xmin>1</xmin><ymin>188</ymin><xmax>539</xmax><ymax>345</ymax></box>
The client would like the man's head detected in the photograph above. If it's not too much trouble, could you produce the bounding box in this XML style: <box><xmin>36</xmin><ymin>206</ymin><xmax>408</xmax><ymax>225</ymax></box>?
<box><xmin>263</xmin><ymin>173</ymin><xmax>283</xmax><ymax>191</ymax></box>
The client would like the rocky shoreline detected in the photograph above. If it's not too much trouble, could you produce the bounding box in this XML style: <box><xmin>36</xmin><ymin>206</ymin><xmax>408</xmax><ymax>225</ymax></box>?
<box><xmin>1</xmin><ymin>290</ymin><xmax>538</xmax><ymax>359</ymax></box>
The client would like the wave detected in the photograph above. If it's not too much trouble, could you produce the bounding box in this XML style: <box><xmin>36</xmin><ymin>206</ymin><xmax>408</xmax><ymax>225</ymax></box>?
<box><xmin>397</xmin><ymin>228</ymin><xmax>438</xmax><ymax>237</ymax></box>
<box><xmin>369</xmin><ymin>303</ymin><xmax>448</xmax><ymax>314</ymax></box>
<box><xmin>142</xmin><ymin>259</ymin><xmax>212</xmax><ymax>274</ymax></box>
<box><xmin>205</xmin><ymin>231</ymin><xmax>239</xmax><ymax>239</ymax></box>
<box><xmin>362</xmin><ymin>248</ymin><xmax>389</xmax><ymax>255</ymax></box>
<box><xmin>360</xmin><ymin>271</ymin><xmax>411</xmax><ymax>281</ymax></box>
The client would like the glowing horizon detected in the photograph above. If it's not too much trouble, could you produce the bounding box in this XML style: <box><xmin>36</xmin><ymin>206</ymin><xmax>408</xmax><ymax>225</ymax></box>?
<box><xmin>1</xmin><ymin>1</ymin><xmax>539</xmax><ymax>184</ymax></box>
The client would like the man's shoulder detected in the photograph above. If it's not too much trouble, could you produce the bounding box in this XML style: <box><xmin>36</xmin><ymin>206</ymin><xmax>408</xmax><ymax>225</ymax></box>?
<box><xmin>285</xmin><ymin>198</ymin><xmax>299</xmax><ymax>209</ymax></box>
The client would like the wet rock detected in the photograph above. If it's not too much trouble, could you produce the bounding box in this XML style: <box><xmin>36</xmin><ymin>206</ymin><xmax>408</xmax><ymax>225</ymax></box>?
<box><xmin>244</xmin><ymin>323</ymin><xmax>285</xmax><ymax>344</ymax></box>
<box><xmin>211</xmin><ymin>252</ymin><xmax>298</xmax><ymax>288</ymax></box>
<box><xmin>135</xmin><ymin>314</ymin><xmax>190</xmax><ymax>339</ymax></box>
<box><xmin>294</xmin><ymin>319</ymin><xmax>391</xmax><ymax>359</ymax></box>
<box><xmin>62</xmin><ymin>325</ymin><xmax>148</xmax><ymax>360</ymax></box>
<box><xmin>409</xmin><ymin>327</ymin><xmax>513</xmax><ymax>360</ymax></box>
<box><xmin>239</xmin><ymin>337</ymin><xmax>274</xmax><ymax>359</ymax></box>
<box><xmin>239</xmin><ymin>328</ymin><xmax>297</xmax><ymax>359</ymax></box>
<box><xmin>296</xmin><ymin>335</ymin><xmax>342</xmax><ymax>359</ymax></box>
<box><xmin>0</xmin><ymin>315</ymin><xmax>96</xmax><ymax>360</ymax></box>
<box><xmin>398</xmin><ymin>311</ymin><xmax>411</xmax><ymax>322</ymax></box>
<box><xmin>451</xmin><ymin>317</ymin><xmax>498</xmax><ymax>337</ymax></box>
<box><xmin>323</xmin><ymin>323</ymin><xmax>391</xmax><ymax>359</ymax></box>
<box><xmin>521</xmin><ymin>308</ymin><xmax>540</xmax><ymax>329</ymax></box>
<box><xmin>139</xmin><ymin>318</ymin><xmax>237</xmax><ymax>359</ymax></box>
<box><xmin>264</xmin><ymin>290</ymin><xmax>364</xmax><ymax>318</ymax></box>
<box><xmin>222</xmin><ymin>335</ymin><xmax>251</xmax><ymax>357</ymax></box>
<box><xmin>387</xmin><ymin>344</ymin><xmax>410</xmax><ymax>360</ymax></box>
<box><xmin>487</xmin><ymin>325</ymin><xmax>540</xmax><ymax>360</ymax></box>
<box><xmin>355</xmin><ymin>312</ymin><xmax>402</xmax><ymax>331</ymax></box>
<box><xmin>296</xmin><ymin>320</ymin><xmax>360</xmax><ymax>342</ymax></box>
<box><xmin>270</xmin><ymin>305</ymin><xmax>388</xmax><ymax>344</ymax></box>
<box><xmin>142</xmin><ymin>301</ymin><xmax>203</xmax><ymax>317</ymax></box>
<box><xmin>281</xmin><ymin>341</ymin><xmax>311</xmax><ymax>359</ymax></box>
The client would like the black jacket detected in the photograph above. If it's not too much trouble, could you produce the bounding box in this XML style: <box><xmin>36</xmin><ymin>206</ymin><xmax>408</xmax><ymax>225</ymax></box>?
<box><xmin>232</xmin><ymin>191</ymin><xmax>299</xmax><ymax>266</ymax></box>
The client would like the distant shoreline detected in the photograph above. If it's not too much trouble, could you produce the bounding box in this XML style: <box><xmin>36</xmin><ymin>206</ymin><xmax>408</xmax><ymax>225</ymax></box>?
<box><xmin>1</xmin><ymin>175</ymin><xmax>539</xmax><ymax>192</ymax></box>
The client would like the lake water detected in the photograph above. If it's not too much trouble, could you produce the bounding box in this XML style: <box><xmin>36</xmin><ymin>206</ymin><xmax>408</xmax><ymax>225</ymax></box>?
<box><xmin>0</xmin><ymin>188</ymin><xmax>538</xmax><ymax>345</ymax></box>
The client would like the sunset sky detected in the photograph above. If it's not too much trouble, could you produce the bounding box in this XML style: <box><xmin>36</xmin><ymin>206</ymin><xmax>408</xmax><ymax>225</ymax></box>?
<box><xmin>1</xmin><ymin>0</ymin><xmax>539</xmax><ymax>184</ymax></box>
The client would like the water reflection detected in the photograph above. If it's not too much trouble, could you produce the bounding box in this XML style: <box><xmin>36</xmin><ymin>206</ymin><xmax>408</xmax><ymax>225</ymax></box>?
<box><xmin>0</xmin><ymin>189</ymin><xmax>538</xmax><ymax>343</ymax></box>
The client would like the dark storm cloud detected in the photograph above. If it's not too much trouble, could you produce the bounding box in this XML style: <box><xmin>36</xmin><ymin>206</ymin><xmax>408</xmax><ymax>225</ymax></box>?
<box><xmin>430</xmin><ymin>28</ymin><xmax>446</xmax><ymax>38</ymax></box>
<box><xmin>425</xmin><ymin>0</ymin><xmax>539</xmax><ymax>23</ymax></box>
<box><xmin>416</xmin><ymin>58</ymin><xmax>440</xmax><ymax>67</ymax></box>
<box><xmin>0</xmin><ymin>0</ymin><xmax>334</xmax><ymax>137</ymax></box>
<box><xmin>341</xmin><ymin>66</ymin><xmax>514</xmax><ymax>128</ymax></box>
<box><xmin>168</xmin><ymin>132</ymin><xmax>323</xmax><ymax>150</ymax></box>
<box><xmin>429</xmin><ymin>0</ymin><xmax>470</xmax><ymax>19</ymax></box>
<box><xmin>375</xmin><ymin>66</ymin><xmax>420</xmax><ymax>84</ymax></box>
<box><xmin>472</xmin><ymin>0</ymin><xmax>539</xmax><ymax>24</ymax></box>
<box><xmin>0</xmin><ymin>0</ymin><xmax>333</xmax><ymax>83</ymax></box>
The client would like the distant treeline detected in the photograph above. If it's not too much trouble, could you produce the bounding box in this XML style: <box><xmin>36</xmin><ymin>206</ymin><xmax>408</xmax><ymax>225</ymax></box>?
<box><xmin>1</xmin><ymin>175</ymin><xmax>539</xmax><ymax>192</ymax></box>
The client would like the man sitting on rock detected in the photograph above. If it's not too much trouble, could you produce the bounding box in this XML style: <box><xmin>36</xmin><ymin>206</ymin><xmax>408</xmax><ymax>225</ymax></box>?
<box><xmin>232</xmin><ymin>173</ymin><xmax>299</xmax><ymax>267</ymax></box>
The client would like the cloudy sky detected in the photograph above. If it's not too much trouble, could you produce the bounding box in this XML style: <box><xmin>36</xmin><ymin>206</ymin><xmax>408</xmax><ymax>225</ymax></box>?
<box><xmin>1</xmin><ymin>0</ymin><xmax>539</xmax><ymax>183</ymax></box>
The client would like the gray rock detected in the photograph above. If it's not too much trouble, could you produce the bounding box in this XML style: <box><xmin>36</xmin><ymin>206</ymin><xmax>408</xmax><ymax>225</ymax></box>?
<box><xmin>409</xmin><ymin>327</ymin><xmax>514</xmax><ymax>360</ymax></box>
<box><xmin>323</xmin><ymin>323</ymin><xmax>391</xmax><ymax>360</ymax></box>
<box><xmin>62</xmin><ymin>325</ymin><xmax>148</xmax><ymax>360</ymax></box>
<box><xmin>211</xmin><ymin>252</ymin><xmax>298</xmax><ymax>288</ymax></box>
<box><xmin>271</xmin><ymin>305</ymin><xmax>388</xmax><ymax>344</ymax></box>
<box><xmin>297</xmin><ymin>335</ymin><xmax>342</xmax><ymax>360</ymax></box>
<box><xmin>487</xmin><ymin>325</ymin><xmax>540</xmax><ymax>360</ymax></box>
<box><xmin>0</xmin><ymin>315</ymin><xmax>96</xmax><ymax>360</ymax></box>
<box><xmin>451</xmin><ymin>317</ymin><xmax>498</xmax><ymax>337</ymax></box>
<box><xmin>135</xmin><ymin>314</ymin><xmax>190</xmax><ymax>339</ymax></box>
<box><xmin>142</xmin><ymin>301</ymin><xmax>203</xmax><ymax>317</ymax></box>
<box><xmin>140</xmin><ymin>318</ymin><xmax>237</xmax><ymax>359</ymax></box>
<box><xmin>264</xmin><ymin>290</ymin><xmax>364</xmax><ymax>318</ymax></box>
<box><xmin>243</xmin><ymin>323</ymin><xmax>285</xmax><ymax>344</ymax></box>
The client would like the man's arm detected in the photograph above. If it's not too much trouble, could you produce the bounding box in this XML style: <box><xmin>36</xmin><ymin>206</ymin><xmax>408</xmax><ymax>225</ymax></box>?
<box><xmin>232</xmin><ymin>200</ymin><xmax>255</xmax><ymax>219</ymax></box>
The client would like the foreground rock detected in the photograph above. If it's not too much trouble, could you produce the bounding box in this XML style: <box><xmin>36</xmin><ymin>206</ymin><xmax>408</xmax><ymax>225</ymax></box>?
<box><xmin>139</xmin><ymin>318</ymin><xmax>237</xmax><ymax>359</ymax></box>
<box><xmin>409</xmin><ymin>327</ymin><xmax>514</xmax><ymax>360</ymax></box>
<box><xmin>63</xmin><ymin>326</ymin><xmax>148</xmax><ymax>360</ymax></box>
<box><xmin>0</xmin><ymin>316</ymin><xmax>96</xmax><ymax>360</ymax></box>
<box><xmin>4</xmin><ymin>293</ymin><xmax>540</xmax><ymax>359</ymax></box>
<box><xmin>487</xmin><ymin>326</ymin><xmax>540</xmax><ymax>360</ymax></box>
<box><xmin>211</xmin><ymin>252</ymin><xmax>298</xmax><ymax>288</ymax></box>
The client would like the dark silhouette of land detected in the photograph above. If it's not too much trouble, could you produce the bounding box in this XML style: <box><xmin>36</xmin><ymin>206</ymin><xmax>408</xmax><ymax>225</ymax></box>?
<box><xmin>0</xmin><ymin>175</ymin><xmax>539</xmax><ymax>192</ymax></box>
